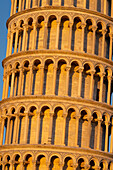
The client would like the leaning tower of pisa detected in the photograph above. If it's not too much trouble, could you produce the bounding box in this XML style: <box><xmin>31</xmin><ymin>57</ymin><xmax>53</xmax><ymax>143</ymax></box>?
<box><xmin>1</xmin><ymin>0</ymin><xmax>113</xmax><ymax>169</ymax></box>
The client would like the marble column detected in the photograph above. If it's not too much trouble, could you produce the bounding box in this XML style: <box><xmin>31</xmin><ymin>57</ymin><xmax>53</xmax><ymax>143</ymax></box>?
<box><xmin>109</xmin><ymin>33</ymin><xmax>113</xmax><ymax>60</ymax></box>
<box><xmin>107</xmin><ymin>76</ymin><xmax>112</xmax><ymax>105</ymax></box>
<box><xmin>102</xmin><ymin>29</ymin><xmax>106</xmax><ymax>57</ymax></box>
<box><xmin>96</xmin><ymin>119</ymin><xmax>102</xmax><ymax>150</ymax></box>
<box><xmin>10</xmin><ymin>70</ymin><xmax>15</xmax><ymax>97</ymax></box>
<box><xmin>92</xmin><ymin>26</ymin><xmax>97</xmax><ymax>54</ymax></box>
<box><xmin>52</xmin><ymin>65</ymin><xmax>57</xmax><ymax>95</ymax></box>
<box><xmin>14</xmin><ymin>28</ymin><xmax>19</xmax><ymax>53</ymax></box>
<box><xmin>48</xmin><ymin>113</ymin><xmax>54</xmax><ymax>144</ymax></box>
<box><xmin>10</xmin><ymin>0</ymin><xmax>14</xmax><ymax>15</ymax></box>
<box><xmin>0</xmin><ymin>118</ymin><xmax>5</xmax><ymax>145</ymax></box>
<box><xmin>69</xmin><ymin>22</ymin><xmax>73</xmax><ymax>50</ymax></box>
<box><xmin>2</xmin><ymin>75</ymin><xmax>7</xmax><ymax>100</ymax></box>
<box><xmin>43</xmin><ymin>22</ymin><xmax>48</xmax><ymax>49</ymax></box>
<box><xmin>78</xmin><ymin>67</ymin><xmax>83</xmax><ymax>97</ymax></box>
<box><xmin>40</xmin><ymin>66</ymin><xmax>44</xmax><ymax>95</ymax></box>
<box><xmin>111</xmin><ymin>0</ymin><xmax>113</xmax><ymax>17</ymax></box>
<box><xmin>62</xmin><ymin>114</ymin><xmax>66</xmax><ymax>145</ymax></box>
<box><xmin>104</xmin><ymin>121</ymin><xmax>109</xmax><ymax>152</ymax></box>
<box><xmin>13</xmin><ymin>115</ymin><xmax>19</xmax><ymax>144</ymax></box>
<box><xmin>5</xmin><ymin>116</ymin><xmax>10</xmax><ymax>144</ymax></box>
<box><xmin>32</xmin><ymin>22</ymin><xmax>37</xmax><ymax>50</ymax></box>
<box><xmin>110</xmin><ymin>117</ymin><xmax>113</xmax><ymax>153</ymax></box>
<box><xmin>81</xmin><ymin>24</ymin><xmax>86</xmax><ymax>52</ymax></box>
<box><xmin>65</xmin><ymin>66</ymin><xmax>70</xmax><ymax>96</ymax></box>
<box><xmin>104</xmin><ymin>0</ymin><xmax>107</xmax><ymax>15</ymax></box>
<box><xmin>5</xmin><ymin>73</ymin><xmax>10</xmax><ymax>98</ymax></box>
<box><xmin>75</xmin><ymin>115</ymin><xmax>79</xmax><ymax>147</ymax></box>
<box><xmin>18</xmin><ymin>67</ymin><xmax>23</xmax><ymax>96</ymax></box>
<box><xmin>18</xmin><ymin>0</ymin><xmax>22</xmax><ymax>12</ymax></box>
<box><xmin>6</xmin><ymin>28</ymin><xmax>11</xmax><ymax>57</ymax></box>
<box><xmin>9</xmin><ymin>31</ymin><xmax>14</xmax><ymax>55</ymax></box>
<box><xmin>55</xmin><ymin>21</ymin><xmax>60</xmax><ymax>49</ymax></box>
<box><xmin>35</xmin><ymin>112</ymin><xmax>40</xmax><ymax>144</ymax></box>
<box><xmin>24</xmin><ymin>113</ymin><xmax>29</xmax><ymax>144</ymax></box>
<box><xmin>22</xmin><ymin>24</ymin><xmax>27</xmax><ymax>51</ymax></box>
<box><xmin>28</xmin><ymin>66</ymin><xmax>33</xmax><ymax>95</ymax></box>
<box><xmin>14</xmin><ymin>0</ymin><xmax>17</xmax><ymax>13</ymax></box>
<box><xmin>99</xmin><ymin>73</ymin><xmax>105</xmax><ymax>102</ymax></box>
<box><xmin>89</xmin><ymin>70</ymin><xmax>95</xmax><ymax>99</ymax></box>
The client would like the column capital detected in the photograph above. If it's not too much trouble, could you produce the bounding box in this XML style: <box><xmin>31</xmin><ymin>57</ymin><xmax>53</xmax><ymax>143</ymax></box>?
<box><xmin>65</xmin><ymin>66</ymin><xmax>71</xmax><ymax>71</ymax></box>
<box><xmin>97</xmin><ymin>118</ymin><xmax>103</xmax><ymax>122</ymax></box>
<box><xmin>78</xmin><ymin>67</ymin><xmax>84</xmax><ymax>73</ymax></box>
<box><xmin>90</xmin><ymin>70</ymin><xmax>95</xmax><ymax>75</ymax></box>
<box><xmin>102</xmin><ymin>29</ymin><xmax>107</xmax><ymax>35</ymax></box>
<box><xmin>62</xmin><ymin>114</ymin><xmax>67</xmax><ymax>118</ymax></box>
<box><xmin>107</xmin><ymin>75</ymin><xmax>112</xmax><ymax>80</ymax></box>
<box><xmin>69</xmin><ymin>22</ymin><xmax>73</xmax><ymax>27</ymax></box>
<box><xmin>104</xmin><ymin>121</ymin><xmax>110</xmax><ymax>126</ymax></box>
<box><xmin>92</xmin><ymin>26</ymin><xmax>97</xmax><ymax>31</ymax></box>
<box><xmin>81</xmin><ymin>23</ymin><xmax>86</xmax><ymax>28</ymax></box>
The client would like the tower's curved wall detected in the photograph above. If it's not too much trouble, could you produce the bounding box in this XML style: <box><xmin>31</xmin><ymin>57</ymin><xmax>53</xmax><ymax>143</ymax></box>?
<box><xmin>0</xmin><ymin>0</ymin><xmax>113</xmax><ymax>169</ymax></box>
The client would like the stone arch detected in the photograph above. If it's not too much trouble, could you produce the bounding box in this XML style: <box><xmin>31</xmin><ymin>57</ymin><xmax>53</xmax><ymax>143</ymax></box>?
<box><xmin>49</xmin><ymin>153</ymin><xmax>62</xmax><ymax>164</ymax></box>
<box><xmin>35</xmin><ymin>152</ymin><xmax>48</xmax><ymax>162</ymax></box>
<box><xmin>100</xmin><ymin>159</ymin><xmax>108</xmax><ymax>169</ymax></box>
<box><xmin>85</xmin><ymin>17</ymin><xmax>96</xmax><ymax>26</ymax></box>
<box><xmin>36</xmin><ymin>154</ymin><xmax>48</xmax><ymax>169</ymax></box>
<box><xmin>72</xmin><ymin>15</ymin><xmax>84</xmax><ymax>24</ymax></box>
<box><xmin>63</xmin><ymin>156</ymin><xmax>75</xmax><ymax>170</ymax></box>
<box><xmin>39</xmin><ymin>103</ymin><xmax>52</xmax><ymax>113</ymax></box>
<box><xmin>76</xmin><ymin>156</ymin><xmax>89</xmax><ymax>169</ymax></box>
<box><xmin>23</xmin><ymin>153</ymin><xmax>34</xmax><ymax>170</ymax></box>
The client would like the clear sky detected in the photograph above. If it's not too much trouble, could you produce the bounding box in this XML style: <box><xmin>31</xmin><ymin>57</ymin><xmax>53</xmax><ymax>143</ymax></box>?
<box><xmin>0</xmin><ymin>1</ymin><xmax>11</xmax><ymax>100</ymax></box>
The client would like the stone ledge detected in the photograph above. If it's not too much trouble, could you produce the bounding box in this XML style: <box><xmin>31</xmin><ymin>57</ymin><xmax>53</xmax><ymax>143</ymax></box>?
<box><xmin>2</xmin><ymin>50</ymin><xmax>113</xmax><ymax>67</ymax></box>
<box><xmin>6</xmin><ymin>6</ymin><xmax>113</xmax><ymax>27</ymax></box>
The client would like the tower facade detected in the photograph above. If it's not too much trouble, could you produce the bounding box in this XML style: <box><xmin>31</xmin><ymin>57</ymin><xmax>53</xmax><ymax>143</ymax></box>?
<box><xmin>0</xmin><ymin>0</ymin><xmax>113</xmax><ymax>169</ymax></box>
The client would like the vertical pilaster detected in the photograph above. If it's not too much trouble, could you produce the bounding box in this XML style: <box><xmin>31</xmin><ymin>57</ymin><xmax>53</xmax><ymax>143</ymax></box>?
<box><xmin>65</xmin><ymin>66</ymin><xmax>70</xmax><ymax>96</ymax></box>
<box><xmin>75</xmin><ymin>115</ymin><xmax>79</xmax><ymax>147</ymax></box>
<box><xmin>24</xmin><ymin>113</ymin><xmax>29</xmax><ymax>144</ymax></box>
<box><xmin>84</xmin><ymin>0</ymin><xmax>86</xmax><ymax>8</ymax></box>
<box><xmin>18</xmin><ymin>0</ymin><xmax>22</xmax><ymax>12</ymax></box>
<box><xmin>35</xmin><ymin>112</ymin><xmax>40</xmax><ymax>144</ymax></box>
<box><xmin>48</xmin><ymin>113</ymin><xmax>54</xmax><ymax>144</ymax></box>
<box><xmin>69</xmin><ymin>22</ymin><xmax>73</xmax><ymax>50</ymax></box>
<box><xmin>43</xmin><ymin>22</ymin><xmax>48</xmax><ymax>49</ymax></box>
<box><xmin>6</xmin><ymin>28</ymin><xmax>11</xmax><ymax>57</ymax></box>
<box><xmin>102</xmin><ymin>29</ymin><xmax>106</xmax><ymax>57</ymax></box>
<box><xmin>28</xmin><ymin>66</ymin><xmax>33</xmax><ymax>95</ymax></box>
<box><xmin>92</xmin><ymin>26</ymin><xmax>96</xmax><ymax>54</ymax></box>
<box><xmin>5</xmin><ymin>116</ymin><xmax>10</xmax><ymax>144</ymax></box>
<box><xmin>13</xmin><ymin>115</ymin><xmax>19</xmax><ymax>144</ymax></box>
<box><xmin>5</xmin><ymin>73</ymin><xmax>10</xmax><ymax>99</ymax></box>
<box><xmin>33</xmin><ymin>0</ymin><xmax>37</xmax><ymax>7</ymax></box>
<box><xmin>9</xmin><ymin>31</ymin><xmax>14</xmax><ymax>55</ymax></box>
<box><xmin>96</xmin><ymin>119</ymin><xmax>102</xmax><ymax>150</ymax></box>
<box><xmin>2</xmin><ymin>75</ymin><xmax>7</xmax><ymax>100</ymax></box>
<box><xmin>10</xmin><ymin>70</ymin><xmax>15</xmax><ymax>97</ymax></box>
<box><xmin>55</xmin><ymin>21</ymin><xmax>60</xmax><ymax>49</ymax></box>
<box><xmin>14</xmin><ymin>28</ymin><xmax>19</xmax><ymax>53</ymax></box>
<box><xmin>26</xmin><ymin>0</ymin><xmax>29</xmax><ymax>9</ymax></box>
<box><xmin>110</xmin><ymin>117</ymin><xmax>113</xmax><ymax>153</ymax></box>
<box><xmin>109</xmin><ymin>33</ymin><xmax>113</xmax><ymax>60</ymax></box>
<box><xmin>52</xmin><ymin>65</ymin><xmax>57</xmax><ymax>95</ymax></box>
<box><xmin>10</xmin><ymin>0</ymin><xmax>15</xmax><ymax>16</ymax></box>
<box><xmin>104</xmin><ymin>0</ymin><xmax>107</xmax><ymax>15</ymax></box>
<box><xmin>104</xmin><ymin>121</ymin><xmax>109</xmax><ymax>152</ymax></box>
<box><xmin>81</xmin><ymin>24</ymin><xmax>85</xmax><ymax>52</ymax></box>
<box><xmin>78</xmin><ymin>67</ymin><xmax>83</xmax><ymax>97</ymax></box>
<box><xmin>40</xmin><ymin>66</ymin><xmax>44</xmax><ymax>95</ymax></box>
<box><xmin>62</xmin><ymin>114</ymin><xmax>66</xmax><ymax>145</ymax></box>
<box><xmin>99</xmin><ymin>73</ymin><xmax>104</xmax><ymax>102</ymax></box>
<box><xmin>107</xmin><ymin>76</ymin><xmax>112</xmax><ymax>105</ymax></box>
<box><xmin>89</xmin><ymin>70</ymin><xmax>95</xmax><ymax>99</ymax></box>
<box><xmin>14</xmin><ymin>0</ymin><xmax>17</xmax><ymax>14</ymax></box>
<box><xmin>32</xmin><ymin>22</ymin><xmax>37</xmax><ymax>50</ymax></box>
<box><xmin>18</xmin><ymin>67</ymin><xmax>23</xmax><ymax>96</ymax></box>
<box><xmin>87</xmin><ymin>117</ymin><xmax>92</xmax><ymax>148</ymax></box>
<box><xmin>22</xmin><ymin>24</ymin><xmax>27</xmax><ymax>51</ymax></box>
<box><xmin>0</xmin><ymin>118</ymin><xmax>5</xmax><ymax>145</ymax></box>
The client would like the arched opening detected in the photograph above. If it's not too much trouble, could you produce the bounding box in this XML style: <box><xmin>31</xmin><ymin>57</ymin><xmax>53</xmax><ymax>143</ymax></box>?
<box><xmin>90</xmin><ymin>112</ymin><xmax>98</xmax><ymax>149</ymax></box>
<box><xmin>24</xmin><ymin>154</ymin><xmax>33</xmax><ymax>170</ymax></box>
<box><xmin>95</xmin><ymin>22</ymin><xmax>103</xmax><ymax>56</ymax></box>
<box><xmin>69</xmin><ymin>61</ymin><xmax>79</xmax><ymax>97</ymax></box>
<box><xmin>55</xmin><ymin>60</ymin><xmax>67</xmax><ymax>96</ymax></box>
<box><xmin>39</xmin><ymin>106</ymin><xmax>50</xmax><ymax>144</ymax></box>
<box><xmin>65</xmin><ymin>108</ymin><xmax>76</xmax><ymax>146</ymax></box>
<box><xmin>36</xmin><ymin>16</ymin><xmax>44</xmax><ymax>49</ymax></box>
<box><xmin>89</xmin><ymin>160</ymin><xmax>96</xmax><ymax>170</ymax></box>
<box><xmin>52</xmin><ymin>107</ymin><xmax>64</xmax><ymax>145</ymax></box>
<box><xmin>36</xmin><ymin>155</ymin><xmax>47</xmax><ymax>169</ymax></box>
<box><xmin>59</xmin><ymin>16</ymin><xmax>70</xmax><ymax>50</ymax></box>
<box><xmin>14</xmin><ymin>154</ymin><xmax>21</xmax><ymax>170</ymax></box>
<box><xmin>43</xmin><ymin>59</ymin><xmax>54</xmax><ymax>95</ymax></box>
<box><xmin>5</xmin><ymin>156</ymin><xmax>10</xmax><ymax>170</ymax></box>
<box><xmin>32</xmin><ymin>59</ymin><xmax>41</xmax><ymax>95</ymax></box>
<box><xmin>22</xmin><ymin>61</ymin><xmax>30</xmax><ymax>95</ymax></box>
<box><xmin>26</xmin><ymin>18</ymin><xmax>33</xmax><ymax>51</ymax></box>
<box><xmin>77</xmin><ymin>158</ymin><xmax>85</xmax><ymax>170</ymax></box>
<box><xmin>47</xmin><ymin>15</ymin><xmax>57</xmax><ymax>49</ymax></box>
<box><xmin>81</xmin><ymin>63</ymin><xmax>91</xmax><ymax>99</ymax></box>
<box><xmin>84</xmin><ymin>19</ymin><xmax>93</xmax><ymax>54</ymax></box>
<box><xmin>93</xmin><ymin>66</ymin><xmax>101</xmax><ymax>101</ymax></box>
<box><xmin>78</xmin><ymin>110</ymin><xmax>89</xmax><ymax>147</ymax></box>
<box><xmin>63</xmin><ymin>157</ymin><xmax>74</xmax><ymax>170</ymax></box>
<box><xmin>49</xmin><ymin>156</ymin><xmax>60</xmax><ymax>170</ymax></box>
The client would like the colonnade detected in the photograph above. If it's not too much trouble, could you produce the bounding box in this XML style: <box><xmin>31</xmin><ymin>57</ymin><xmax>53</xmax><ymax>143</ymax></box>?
<box><xmin>6</xmin><ymin>16</ymin><xmax>113</xmax><ymax>61</ymax></box>
<box><xmin>0</xmin><ymin>153</ymin><xmax>113</xmax><ymax>170</ymax></box>
<box><xmin>0</xmin><ymin>105</ymin><xmax>113</xmax><ymax>153</ymax></box>
<box><xmin>2</xmin><ymin>59</ymin><xmax>113</xmax><ymax>106</ymax></box>
<box><xmin>10</xmin><ymin>0</ymin><xmax>113</xmax><ymax>18</ymax></box>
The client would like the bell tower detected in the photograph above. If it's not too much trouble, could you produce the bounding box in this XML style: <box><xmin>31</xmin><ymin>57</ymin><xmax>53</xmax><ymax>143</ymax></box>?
<box><xmin>0</xmin><ymin>0</ymin><xmax>113</xmax><ymax>169</ymax></box>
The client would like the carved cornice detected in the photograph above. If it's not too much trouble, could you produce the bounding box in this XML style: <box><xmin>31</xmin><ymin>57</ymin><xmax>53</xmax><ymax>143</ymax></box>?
<box><xmin>6</xmin><ymin>6</ymin><xmax>113</xmax><ymax>27</ymax></box>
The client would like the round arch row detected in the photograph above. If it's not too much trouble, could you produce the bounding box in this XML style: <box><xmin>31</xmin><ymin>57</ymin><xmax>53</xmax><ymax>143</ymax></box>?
<box><xmin>7</xmin><ymin>14</ymin><xmax>113</xmax><ymax>60</ymax></box>
<box><xmin>10</xmin><ymin>0</ymin><xmax>113</xmax><ymax>18</ymax></box>
<box><xmin>0</xmin><ymin>152</ymin><xmax>113</xmax><ymax>170</ymax></box>
<box><xmin>3</xmin><ymin>58</ymin><xmax>113</xmax><ymax>105</ymax></box>
<box><xmin>0</xmin><ymin>104</ymin><xmax>113</xmax><ymax>153</ymax></box>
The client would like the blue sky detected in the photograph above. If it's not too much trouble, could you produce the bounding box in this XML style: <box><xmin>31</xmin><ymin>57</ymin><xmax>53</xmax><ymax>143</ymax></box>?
<box><xmin>0</xmin><ymin>1</ymin><xmax>11</xmax><ymax>100</ymax></box>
